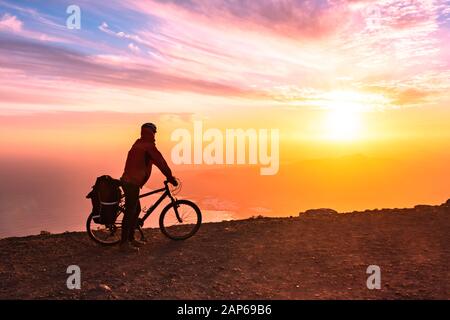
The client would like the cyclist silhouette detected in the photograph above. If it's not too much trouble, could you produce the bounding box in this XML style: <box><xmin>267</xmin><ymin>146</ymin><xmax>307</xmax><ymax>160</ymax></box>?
<box><xmin>120</xmin><ymin>123</ymin><xmax>177</xmax><ymax>250</ymax></box>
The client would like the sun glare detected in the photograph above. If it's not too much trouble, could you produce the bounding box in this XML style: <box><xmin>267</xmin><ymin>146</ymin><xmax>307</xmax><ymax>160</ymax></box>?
<box><xmin>319</xmin><ymin>91</ymin><xmax>374</xmax><ymax>141</ymax></box>
<box><xmin>324</xmin><ymin>108</ymin><xmax>362</xmax><ymax>141</ymax></box>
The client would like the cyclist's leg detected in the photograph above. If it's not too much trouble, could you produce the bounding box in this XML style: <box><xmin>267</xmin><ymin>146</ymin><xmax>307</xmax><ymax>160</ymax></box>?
<box><xmin>121</xmin><ymin>182</ymin><xmax>140</xmax><ymax>244</ymax></box>
<box><xmin>128</xmin><ymin>200</ymin><xmax>141</xmax><ymax>241</ymax></box>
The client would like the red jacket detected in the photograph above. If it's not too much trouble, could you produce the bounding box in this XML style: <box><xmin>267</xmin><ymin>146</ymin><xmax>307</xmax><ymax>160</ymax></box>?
<box><xmin>121</xmin><ymin>130</ymin><xmax>172</xmax><ymax>188</ymax></box>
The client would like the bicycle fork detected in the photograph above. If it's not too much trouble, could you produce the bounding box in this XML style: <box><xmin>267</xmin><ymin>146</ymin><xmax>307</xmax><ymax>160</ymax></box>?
<box><xmin>168</xmin><ymin>193</ymin><xmax>183</xmax><ymax>223</ymax></box>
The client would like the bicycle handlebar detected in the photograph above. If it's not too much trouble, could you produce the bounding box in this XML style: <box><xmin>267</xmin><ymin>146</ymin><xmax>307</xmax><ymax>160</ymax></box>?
<box><xmin>165</xmin><ymin>177</ymin><xmax>180</xmax><ymax>185</ymax></box>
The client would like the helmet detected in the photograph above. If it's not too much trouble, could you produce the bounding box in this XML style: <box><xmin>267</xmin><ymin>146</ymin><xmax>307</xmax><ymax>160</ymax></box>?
<box><xmin>141</xmin><ymin>122</ymin><xmax>157</xmax><ymax>133</ymax></box>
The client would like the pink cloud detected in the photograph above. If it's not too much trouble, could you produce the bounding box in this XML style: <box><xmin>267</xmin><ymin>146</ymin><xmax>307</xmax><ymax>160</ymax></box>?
<box><xmin>127</xmin><ymin>42</ymin><xmax>140</xmax><ymax>53</ymax></box>
<box><xmin>0</xmin><ymin>12</ymin><xmax>68</xmax><ymax>43</ymax></box>
<box><xmin>0</xmin><ymin>36</ymin><xmax>268</xmax><ymax>110</ymax></box>
<box><xmin>1</xmin><ymin>0</ymin><xmax>449</xmax><ymax>112</ymax></box>
<box><xmin>130</xmin><ymin>0</ymin><xmax>352</xmax><ymax>40</ymax></box>
<box><xmin>0</xmin><ymin>13</ymin><xmax>23</xmax><ymax>32</ymax></box>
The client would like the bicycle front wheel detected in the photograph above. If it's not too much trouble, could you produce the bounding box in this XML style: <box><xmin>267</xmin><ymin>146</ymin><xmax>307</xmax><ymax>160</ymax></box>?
<box><xmin>159</xmin><ymin>200</ymin><xmax>202</xmax><ymax>240</ymax></box>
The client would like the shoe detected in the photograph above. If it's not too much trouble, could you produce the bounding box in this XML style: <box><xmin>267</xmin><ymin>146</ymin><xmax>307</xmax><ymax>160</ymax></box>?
<box><xmin>119</xmin><ymin>241</ymin><xmax>139</xmax><ymax>252</ymax></box>
<box><xmin>129</xmin><ymin>239</ymin><xmax>145</xmax><ymax>247</ymax></box>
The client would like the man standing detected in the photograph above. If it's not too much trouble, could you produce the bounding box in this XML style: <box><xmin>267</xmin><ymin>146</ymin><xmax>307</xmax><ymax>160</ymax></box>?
<box><xmin>120</xmin><ymin>123</ymin><xmax>177</xmax><ymax>250</ymax></box>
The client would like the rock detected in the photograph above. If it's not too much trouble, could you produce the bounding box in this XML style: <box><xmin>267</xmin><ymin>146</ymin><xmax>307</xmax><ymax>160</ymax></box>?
<box><xmin>99</xmin><ymin>284</ymin><xmax>112</xmax><ymax>292</ymax></box>
<box><xmin>300</xmin><ymin>208</ymin><xmax>338</xmax><ymax>216</ymax></box>
<box><xmin>40</xmin><ymin>231</ymin><xmax>51</xmax><ymax>236</ymax></box>
<box><xmin>441</xmin><ymin>199</ymin><xmax>450</xmax><ymax>207</ymax></box>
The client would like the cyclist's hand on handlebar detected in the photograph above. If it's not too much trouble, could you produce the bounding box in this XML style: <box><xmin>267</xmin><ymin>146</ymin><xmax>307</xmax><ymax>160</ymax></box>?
<box><xmin>167</xmin><ymin>176</ymin><xmax>178</xmax><ymax>186</ymax></box>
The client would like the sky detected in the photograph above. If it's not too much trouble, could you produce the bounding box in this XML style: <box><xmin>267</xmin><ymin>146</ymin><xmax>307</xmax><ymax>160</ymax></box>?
<box><xmin>0</xmin><ymin>0</ymin><xmax>450</xmax><ymax>237</ymax></box>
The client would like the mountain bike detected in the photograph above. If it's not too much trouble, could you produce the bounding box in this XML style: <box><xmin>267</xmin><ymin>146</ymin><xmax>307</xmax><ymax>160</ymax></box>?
<box><xmin>86</xmin><ymin>179</ymin><xmax>202</xmax><ymax>245</ymax></box>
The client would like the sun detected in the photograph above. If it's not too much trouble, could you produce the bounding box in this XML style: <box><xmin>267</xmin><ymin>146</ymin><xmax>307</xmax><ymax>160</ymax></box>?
<box><xmin>289</xmin><ymin>89</ymin><xmax>387</xmax><ymax>142</ymax></box>
<box><xmin>319</xmin><ymin>91</ymin><xmax>370</xmax><ymax>141</ymax></box>
<box><xmin>324</xmin><ymin>108</ymin><xmax>362</xmax><ymax>141</ymax></box>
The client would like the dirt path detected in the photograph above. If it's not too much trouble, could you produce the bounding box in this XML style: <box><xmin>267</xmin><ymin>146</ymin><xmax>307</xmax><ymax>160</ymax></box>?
<box><xmin>0</xmin><ymin>205</ymin><xmax>448</xmax><ymax>299</ymax></box>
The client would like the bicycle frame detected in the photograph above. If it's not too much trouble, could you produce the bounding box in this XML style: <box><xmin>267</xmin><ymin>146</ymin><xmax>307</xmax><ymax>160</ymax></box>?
<box><xmin>121</xmin><ymin>182</ymin><xmax>180</xmax><ymax>224</ymax></box>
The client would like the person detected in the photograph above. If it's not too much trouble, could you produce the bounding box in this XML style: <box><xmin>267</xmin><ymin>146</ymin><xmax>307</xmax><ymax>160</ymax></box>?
<box><xmin>120</xmin><ymin>123</ymin><xmax>177</xmax><ymax>251</ymax></box>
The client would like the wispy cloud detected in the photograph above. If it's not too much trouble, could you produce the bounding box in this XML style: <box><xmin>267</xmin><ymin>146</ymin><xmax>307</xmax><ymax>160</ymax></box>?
<box><xmin>0</xmin><ymin>0</ymin><xmax>449</xmax><ymax>112</ymax></box>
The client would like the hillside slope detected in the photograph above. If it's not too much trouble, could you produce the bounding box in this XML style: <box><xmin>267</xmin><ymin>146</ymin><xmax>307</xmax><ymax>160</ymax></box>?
<box><xmin>0</xmin><ymin>203</ymin><xmax>449</xmax><ymax>299</ymax></box>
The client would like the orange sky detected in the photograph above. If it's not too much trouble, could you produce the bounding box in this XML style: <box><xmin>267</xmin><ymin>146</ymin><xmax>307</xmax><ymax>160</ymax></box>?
<box><xmin>1</xmin><ymin>108</ymin><xmax>449</xmax><ymax>214</ymax></box>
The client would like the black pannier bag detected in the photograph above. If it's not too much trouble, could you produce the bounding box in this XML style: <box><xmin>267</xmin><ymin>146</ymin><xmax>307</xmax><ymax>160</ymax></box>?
<box><xmin>86</xmin><ymin>175</ymin><xmax>122</xmax><ymax>225</ymax></box>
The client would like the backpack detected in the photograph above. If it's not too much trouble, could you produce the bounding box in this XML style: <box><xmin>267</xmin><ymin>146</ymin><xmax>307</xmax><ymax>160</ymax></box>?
<box><xmin>86</xmin><ymin>175</ymin><xmax>122</xmax><ymax>225</ymax></box>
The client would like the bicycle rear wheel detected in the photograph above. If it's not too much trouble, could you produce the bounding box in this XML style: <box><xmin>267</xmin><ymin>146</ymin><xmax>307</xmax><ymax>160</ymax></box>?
<box><xmin>86</xmin><ymin>212</ymin><xmax>144</xmax><ymax>246</ymax></box>
<box><xmin>159</xmin><ymin>200</ymin><xmax>202</xmax><ymax>240</ymax></box>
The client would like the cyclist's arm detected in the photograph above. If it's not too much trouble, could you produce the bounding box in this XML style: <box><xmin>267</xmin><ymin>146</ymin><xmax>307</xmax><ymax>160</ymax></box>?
<box><xmin>147</xmin><ymin>143</ymin><xmax>173</xmax><ymax>179</ymax></box>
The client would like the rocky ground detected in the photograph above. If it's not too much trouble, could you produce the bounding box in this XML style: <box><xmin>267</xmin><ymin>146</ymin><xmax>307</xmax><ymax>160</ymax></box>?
<box><xmin>0</xmin><ymin>202</ymin><xmax>448</xmax><ymax>299</ymax></box>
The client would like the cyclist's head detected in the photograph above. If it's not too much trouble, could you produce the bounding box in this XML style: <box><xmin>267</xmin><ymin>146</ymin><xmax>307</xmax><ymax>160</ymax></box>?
<box><xmin>141</xmin><ymin>122</ymin><xmax>157</xmax><ymax>140</ymax></box>
<box><xmin>142</xmin><ymin>122</ymin><xmax>157</xmax><ymax>133</ymax></box>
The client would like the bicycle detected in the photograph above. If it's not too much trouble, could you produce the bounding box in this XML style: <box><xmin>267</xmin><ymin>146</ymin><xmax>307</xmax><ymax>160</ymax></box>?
<box><xmin>86</xmin><ymin>179</ymin><xmax>202</xmax><ymax>245</ymax></box>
